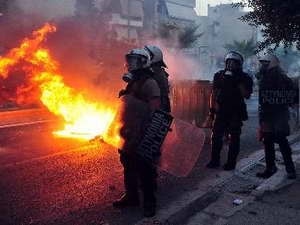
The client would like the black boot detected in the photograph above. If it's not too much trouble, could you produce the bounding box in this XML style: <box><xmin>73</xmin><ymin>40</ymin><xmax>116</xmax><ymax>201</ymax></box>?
<box><xmin>277</xmin><ymin>137</ymin><xmax>297</xmax><ymax>180</ymax></box>
<box><xmin>142</xmin><ymin>184</ymin><xmax>156</xmax><ymax>217</ymax></box>
<box><xmin>256</xmin><ymin>167</ymin><xmax>277</xmax><ymax>179</ymax></box>
<box><xmin>143</xmin><ymin>201</ymin><xmax>156</xmax><ymax>217</ymax></box>
<box><xmin>223</xmin><ymin>162</ymin><xmax>236</xmax><ymax>171</ymax></box>
<box><xmin>113</xmin><ymin>194</ymin><xmax>139</xmax><ymax>208</ymax></box>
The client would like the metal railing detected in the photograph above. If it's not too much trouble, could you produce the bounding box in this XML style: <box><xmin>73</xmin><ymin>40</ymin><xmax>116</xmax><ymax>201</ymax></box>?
<box><xmin>170</xmin><ymin>80</ymin><xmax>212</xmax><ymax>127</ymax></box>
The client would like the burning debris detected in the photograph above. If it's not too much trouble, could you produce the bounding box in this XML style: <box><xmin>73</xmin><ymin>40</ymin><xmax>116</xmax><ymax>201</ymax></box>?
<box><xmin>0</xmin><ymin>23</ymin><xmax>122</xmax><ymax>146</ymax></box>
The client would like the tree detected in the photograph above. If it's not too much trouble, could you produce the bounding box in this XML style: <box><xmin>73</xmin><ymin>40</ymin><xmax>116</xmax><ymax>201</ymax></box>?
<box><xmin>237</xmin><ymin>0</ymin><xmax>300</xmax><ymax>50</ymax></box>
<box><xmin>275</xmin><ymin>47</ymin><xmax>300</xmax><ymax>73</ymax></box>
<box><xmin>178</xmin><ymin>24</ymin><xmax>203</xmax><ymax>49</ymax></box>
<box><xmin>224</xmin><ymin>38</ymin><xmax>257</xmax><ymax>59</ymax></box>
<box><xmin>157</xmin><ymin>22</ymin><xmax>179</xmax><ymax>40</ymax></box>
<box><xmin>157</xmin><ymin>22</ymin><xmax>203</xmax><ymax>49</ymax></box>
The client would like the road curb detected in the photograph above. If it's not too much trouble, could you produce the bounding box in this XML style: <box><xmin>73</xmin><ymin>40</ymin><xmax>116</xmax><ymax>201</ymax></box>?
<box><xmin>136</xmin><ymin>189</ymin><xmax>220</xmax><ymax>225</ymax></box>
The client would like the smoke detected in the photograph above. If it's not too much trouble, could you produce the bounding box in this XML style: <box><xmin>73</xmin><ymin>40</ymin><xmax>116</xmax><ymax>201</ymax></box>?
<box><xmin>141</xmin><ymin>21</ymin><xmax>202</xmax><ymax>80</ymax></box>
<box><xmin>0</xmin><ymin>0</ymin><xmax>135</xmax><ymax>107</ymax></box>
<box><xmin>15</xmin><ymin>0</ymin><xmax>75</xmax><ymax>20</ymax></box>
<box><xmin>0</xmin><ymin>0</ymin><xmax>203</xmax><ymax>109</ymax></box>
<box><xmin>164</xmin><ymin>49</ymin><xmax>201</xmax><ymax>80</ymax></box>
<box><xmin>141</xmin><ymin>39</ymin><xmax>201</xmax><ymax>81</ymax></box>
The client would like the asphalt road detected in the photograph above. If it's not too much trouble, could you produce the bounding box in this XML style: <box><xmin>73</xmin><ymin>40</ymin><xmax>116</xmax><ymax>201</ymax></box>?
<box><xmin>0</xmin><ymin>109</ymin><xmax>86</xmax><ymax>166</ymax></box>
<box><xmin>0</xmin><ymin>97</ymin><xmax>265</xmax><ymax>225</ymax></box>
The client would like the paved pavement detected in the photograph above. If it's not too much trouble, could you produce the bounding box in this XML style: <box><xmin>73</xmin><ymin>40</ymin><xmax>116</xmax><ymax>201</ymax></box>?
<box><xmin>225</xmin><ymin>175</ymin><xmax>300</xmax><ymax>225</ymax></box>
<box><xmin>183</xmin><ymin>142</ymin><xmax>300</xmax><ymax>225</ymax></box>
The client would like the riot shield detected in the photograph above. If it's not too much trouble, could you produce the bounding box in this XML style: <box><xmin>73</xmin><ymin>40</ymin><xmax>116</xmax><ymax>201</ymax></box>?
<box><xmin>136</xmin><ymin>109</ymin><xmax>173</xmax><ymax>163</ymax></box>
<box><xmin>159</xmin><ymin>118</ymin><xmax>206</xmax><ymax>177</ymax></box>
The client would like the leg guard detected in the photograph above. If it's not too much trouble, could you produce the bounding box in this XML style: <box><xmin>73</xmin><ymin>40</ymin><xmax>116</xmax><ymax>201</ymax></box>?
<box><xmin>276</xmin><ymin>135</ymin><xmax>296</xmax><ymax>174</ymax></box>
<box><xmin>263</xmin><ymin>133</ymin><xmax>276</xmax><ymax>171</ymax></box>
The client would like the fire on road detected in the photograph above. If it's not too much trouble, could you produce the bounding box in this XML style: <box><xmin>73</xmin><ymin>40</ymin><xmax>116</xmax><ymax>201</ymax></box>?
<box><xmin>0</xmin><ymin>23</ymin><xmax>122</xmax><ymax>147</ymax></box>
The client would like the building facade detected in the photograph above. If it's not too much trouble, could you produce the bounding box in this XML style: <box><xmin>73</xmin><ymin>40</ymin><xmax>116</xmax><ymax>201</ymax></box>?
<box><xmin>165</xmin><ymin>0</ymin><xmax>197</xmax><ymax>26</ymax></box>
<box><xmin>143</xmin><ymin>0</ymin><xmax>169</xmax><ymax>39</ymax></box>
<box><xmin>196</xmin><ymin>4</ymin><xmax>258</xmax><ymax>79</ymax></box>
<box><xmin>104</xmin><ymin>0</ymin><xmax>144</xmax><ymax>42</ymax></box>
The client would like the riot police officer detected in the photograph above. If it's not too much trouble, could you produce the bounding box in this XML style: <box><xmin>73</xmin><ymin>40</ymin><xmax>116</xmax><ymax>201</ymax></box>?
<box><xmin>123</xmin><ymin>45</ymin><xmax>171</xmax><ymax>113</ymax></box>
<box><xmin>256</xmin><ymin>54</ymin><xmax>297</xmax><ymax>179</ymax></box>
<box><xmin>114</xmin><ymin>48</ymin><xmax>161</xmax><ymax>217</ymax></box>
<box><xmin>206</xmin><ymin>51</ymin><xmax>253</xmax><ymax>170</ymax></box>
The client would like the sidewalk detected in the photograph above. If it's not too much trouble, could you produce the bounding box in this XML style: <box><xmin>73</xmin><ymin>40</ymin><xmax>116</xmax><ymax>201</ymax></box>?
<box><xmin>185</xmin><ymin>158</ymin><xmax>300</xmax><ymax>225</ymax></box>
<box><xmin>221</xmin><ymin>168</ymin><xmax>300</xmax><ymax>225</ymax></box>
<box><xmin>136</xmin><ymin>132</ymin><xmax>300</xmax><ymax>225</ymax></box>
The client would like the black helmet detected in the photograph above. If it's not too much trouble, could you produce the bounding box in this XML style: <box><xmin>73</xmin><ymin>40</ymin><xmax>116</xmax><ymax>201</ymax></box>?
<box><xmin>224</xmin><ymin>51</ymin><xmax>244</xmax><ymax>65</ymax></box>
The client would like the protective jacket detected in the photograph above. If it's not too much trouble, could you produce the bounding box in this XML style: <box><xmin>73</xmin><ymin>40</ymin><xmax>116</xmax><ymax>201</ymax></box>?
<box><xmin>258</xmin><ymin>67</ymin><xmax>297</xmax><ymax>136</ymax></box>
<box><xmin>119</xmin><ymin>69</ymin><xmax>161</xmax><ymax>153</ymax></box>
<box><xmin>151</xmin><ymin>67</ymin><xmax>171</xmax><ymax>113</ymax></box>
<box><xmin>212</xmin><ymin>70</ymin><xmax>253</xmax><ymax>121</ymax></box>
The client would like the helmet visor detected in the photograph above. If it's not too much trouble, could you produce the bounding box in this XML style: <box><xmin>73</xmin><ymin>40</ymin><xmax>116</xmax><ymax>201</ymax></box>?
<box><xmin>161</xmin><ymin>60</ymin><xmax>167</xmax><ymax>68</ymax></box>
<box><xmin>125</xmin><ymin>54</ymin><xmax>144</xmax><ymax>72</ymax></box>
<box><xmin>259</xmin><ymin>60</ymin><xmax>270</xmax><ymax>66</ymax></box>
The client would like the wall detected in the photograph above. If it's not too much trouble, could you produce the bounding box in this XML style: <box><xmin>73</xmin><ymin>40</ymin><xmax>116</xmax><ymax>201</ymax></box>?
<box><xmin>196</xmin><ymin>4</ymin><xmax>258</xmax><ymax>79</ymax></box>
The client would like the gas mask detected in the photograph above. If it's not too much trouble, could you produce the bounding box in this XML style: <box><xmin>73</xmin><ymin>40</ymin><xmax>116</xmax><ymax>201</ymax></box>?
<box><xmin>122</xmin><ymin>72</ymin><xmax>134</xmax><ymax>83</ymax></box>
<box><xmin>225</xmin><ymin>59</ymin><xmax>241</xmax><ymax>74</ymax></box>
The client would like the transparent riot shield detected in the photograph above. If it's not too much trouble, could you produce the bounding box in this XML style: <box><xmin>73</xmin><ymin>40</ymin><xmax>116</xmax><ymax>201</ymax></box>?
<box><xmin>159</xmin><ymin>118</ymin><xmax>206</xmax><ymax>177</ymax></box>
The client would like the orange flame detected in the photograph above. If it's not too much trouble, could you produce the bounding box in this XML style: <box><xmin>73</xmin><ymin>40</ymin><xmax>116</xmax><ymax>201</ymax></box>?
<box><xmin>0</xmin><ymin>23</ymin><xmax>122</xmax><ymax>146</ymax></box>
<box><xmin>0</xmin><ymin>23</ymin><xmax>56</xmax><ymax>78</ymax></box>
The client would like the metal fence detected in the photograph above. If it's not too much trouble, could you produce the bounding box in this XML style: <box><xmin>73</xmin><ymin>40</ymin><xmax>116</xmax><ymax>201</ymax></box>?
<box><xmin>170</xmin><ymin>80</ymin><xmax>212</xmax><ymax>127</ymax></box>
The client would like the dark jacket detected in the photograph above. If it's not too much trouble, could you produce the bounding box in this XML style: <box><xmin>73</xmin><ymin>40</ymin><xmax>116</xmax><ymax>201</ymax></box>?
<box><xmin>213</xmin><ymin>70</ymin><xmax>253</xmax><ymax>121</ymax></box>
<box><xmin>151</xmin><ymin>66</ymin><xmax>171</xmax><ymax>112</ymax></box>
<box><xmin>119</xmin><ymin>69</ymin><xmax>161</xmax><ymax>152</ymax></box>
<box><xmin>258</xmin><ymin>66</ymin><xmax>296</xmax><ymax>135</ymax></box>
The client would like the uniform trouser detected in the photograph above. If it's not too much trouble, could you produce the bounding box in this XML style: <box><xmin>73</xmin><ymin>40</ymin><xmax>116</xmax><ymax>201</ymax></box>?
<box><xmin>211</xmin><ymin>115</ymin><xmax>242</xmax><ymax>165</ymax></box>
<box><xmin>263</xmin><ymin>132</ymin><xmax>296</xmax><ymax>173</ymax></box>
<box><xmin>120</xmin><ymin>151</ymin><xmax>157</xmax><ymax>206</ymax></box>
